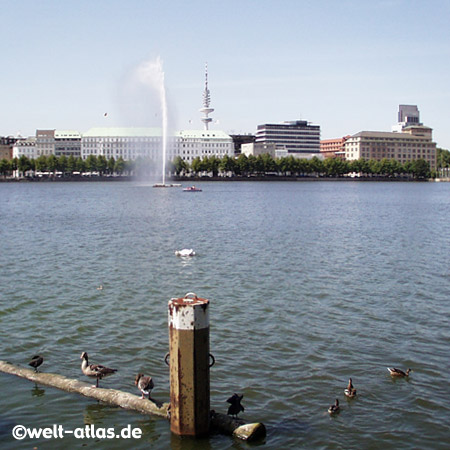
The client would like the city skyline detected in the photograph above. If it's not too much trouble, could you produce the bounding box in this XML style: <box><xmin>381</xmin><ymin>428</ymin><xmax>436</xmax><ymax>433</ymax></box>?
<box><xmin>1</xmin><ymin>0</ymin><xmax>449</xmax><ymax>149</ymax></box>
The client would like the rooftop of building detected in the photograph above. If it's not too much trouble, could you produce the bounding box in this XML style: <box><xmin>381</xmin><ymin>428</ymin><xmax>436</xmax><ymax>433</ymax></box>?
<box><xmin>55</xmin><ymin>130</ymin><xmax>81</xmax><ymax>139</ymax></box>
<box><xmin>81</xmin><ymin>127</ymin><xmax>232</xmax><ymax>139</ymax></box>
<box><xmin>350</xmin><ymin>127</ymin><xmax>433</xmax><ymax>140</ymax></box>
<box><xmin>176</xmin><ymin>129</ymin><xmax>231</xmax><ymax>139</ymax></box>
<box><xmin>82</xmin><ymin>127</ymin><xmax>162</xmax><ymax>137</ymax></box>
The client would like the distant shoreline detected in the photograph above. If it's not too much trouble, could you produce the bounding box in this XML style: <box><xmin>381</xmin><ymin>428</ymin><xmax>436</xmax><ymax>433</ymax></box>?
<box><xmin>0</xmin><ymin>175</ymin><xmax>441</xmax><ymax>183</ymax></box>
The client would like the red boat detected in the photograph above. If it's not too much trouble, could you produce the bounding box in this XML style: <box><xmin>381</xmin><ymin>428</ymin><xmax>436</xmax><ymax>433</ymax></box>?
<box><xmin>182</xmin><ymin>186</ymin><xmax>202</xmax><ymax>192</ymax></box>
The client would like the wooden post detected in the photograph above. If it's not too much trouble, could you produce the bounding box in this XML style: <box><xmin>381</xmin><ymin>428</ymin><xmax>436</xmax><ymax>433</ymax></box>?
<box><xmin>168</xmin><ymin>293</ymin><xmax>210</xmax><ymax>437</ymax></box>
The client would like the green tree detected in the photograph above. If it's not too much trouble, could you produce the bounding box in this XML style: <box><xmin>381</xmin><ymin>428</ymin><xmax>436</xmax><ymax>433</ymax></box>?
<box><xmin>114</xmin><ymin>157</ymin><xmax>126</xmax><ymax>174</ymax></box>
<box><xmin>235</xmin><ymin>154</ymin><xmax>249</xmax><ymax>176</ymax></box>
<box><xmin>218</xmin><ymin>154</ymin><xmax>236</xmax><ymax>175</ymax></box>
<box><xmin>67</xmin><ymin>155</ymin><xmax>77</xmax><ymax>174</ymax></box>
<box><xmin>310</xmin><ymin>156</ymin><xmax>325</xmax><ymax>176</ymax></box>
<box><xmin>35</xmin><ymin>155</ymin><xmax>48</xmax><ymax>172</ymax></box>
<box><xmin>107</xmin><ymin>157</ymin><xmax>116</xmax><ymax>174</ymax></box>
<box><xmin>247</xmin><ymin>155</ymin><xmax>257</xmax><ymax>175</ymax></box>
<box><xmin>76</xmin><ymin>157</ymin><xmax>86</xmax><ymax>173</ymax></box>
<box><xmin>324</xmin><ymin>157</ymin><xmax>348</xmax><ymax>177</ymax></box>
<box><xmin>97</xmin><ymin>155</ymin><xmax>108</xmax><ymax>175</ymax></box>
<box><xmin>85</xmin><ymin>155</ymin><xmax>98</xmax><ymax>172</ymax></box>
<box><xmin>17</xmin><ymin>155</ymin><xmax>31</xmax><ymax>176</ymax></box>
<box><xmin>436</xmin><ymin>147</ymin><xmax>450</xmax><ymax>168</ymax></box>
<box><xmin>47</xmin><ymin>155</ymin><xmax>58</xmax><ymax>175</ymax></box>
<box><xmin>410</xmin><ymin>159</ymin><xmax>430</xmax><ymax>179</ymax></box>
<box><xmin>368</xmin><ymin>159</ymin><xmax>381</xmax><ymax>175</ymax></box>
<box><xmin>260</xmin><ymin>153</ymin><xmax>277</xmax><ymax>173</ymax></box>
<box><xmin>173</xmin><ymin>156</ymin><xmax>188</xmax><ymax>175</ymax></box>
<box><xmin>0</xmin><ymin>159</ymin><xmax>11</xmax><ymax>176</ymax></box>
<box><xmin>191</xmin><ymin>157</ymin><xmax>202</xmax><ymax>175</ymax></box>
<box><xmin>57</xmin><ymin>155</ymin><xmax>68</xmax><ymax>174</ymax></box>
<box><xmin>208</xmin><ymin>156</ymin><xmax>220</xmax><ymax>177</ymax></box>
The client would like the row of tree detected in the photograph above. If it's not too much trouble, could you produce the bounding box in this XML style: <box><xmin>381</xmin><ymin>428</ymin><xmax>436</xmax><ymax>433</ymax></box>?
<box><xmin>2</xmin><ymin>149</ymin><xmax>449</xmax><ymax>180</ymax></box>
<box><xmin>0</xmin><ymin>155</ymin><xmax>135</xmax><ymax>177</ymax></box>
<box><xmin>173</xmin><ymin>154</ymin><xmax>434</xmax><ymax>179</ymax></box>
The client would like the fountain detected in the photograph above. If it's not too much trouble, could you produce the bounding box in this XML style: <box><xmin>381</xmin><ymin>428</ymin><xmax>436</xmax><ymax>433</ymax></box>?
<box><xmin>134</xmin><ymin>57</ymin><xmax>177</xmax><ymax>187</ymax></box>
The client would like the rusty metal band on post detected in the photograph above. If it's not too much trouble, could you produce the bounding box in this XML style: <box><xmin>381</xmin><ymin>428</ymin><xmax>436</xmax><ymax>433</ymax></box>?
<box><xmin>168</xmin><ymin>293</ymin><xmax>210</xmax><ymax>437</ymax></box>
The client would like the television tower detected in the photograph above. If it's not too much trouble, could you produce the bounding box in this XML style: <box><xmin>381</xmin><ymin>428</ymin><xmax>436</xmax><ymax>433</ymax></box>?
<box><xmin>199</xmin><ymin>63</ymin><xmax>214</xmax><ymax>130</ymax></box>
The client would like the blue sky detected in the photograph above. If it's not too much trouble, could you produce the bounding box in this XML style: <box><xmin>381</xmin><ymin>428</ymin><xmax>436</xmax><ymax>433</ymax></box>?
<box><xmin>1</xmin><ymin>0</ymin><xmax>449</xmax><ymax>148</ymax></box>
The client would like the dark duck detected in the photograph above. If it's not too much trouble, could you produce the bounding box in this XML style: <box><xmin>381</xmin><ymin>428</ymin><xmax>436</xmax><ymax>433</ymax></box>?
<box><xmin>227</xmin><ymin>393</ymin><xmax>244</xmax><ymax>418</ymax></box>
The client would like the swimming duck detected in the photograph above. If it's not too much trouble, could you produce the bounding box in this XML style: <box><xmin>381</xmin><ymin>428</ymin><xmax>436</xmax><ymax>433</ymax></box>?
<box><xmin>135</xmin><ymin>373</ymin><xmax>154</xmax><ymax>399</ymax></box>
<box><xmin>227</xmin><ymin>393</ymin><xmax>244</xmax><ymax>418</ymax></box>
<box><xmin>387</xmin><ymin>367</ymin><xmax>412</xmax><ymax>377</ymax></box>
<box><xmin>344</xmin><ymin>378</ymin><xmax>357</xmax><ymax>398</ymax></box>
<box><xmin>328</xmin><ymin>398</ymin><xmax>340</xmax><ymax>414</ymax></box>
<box><xmin>80</xmin><ymin>352</ymin><xmax>117</xmax><ymax>388</ymax></box>
<box><xmin>28</xmin><ymin>355</ymin><xmax>44</xmax><ymax>372</ymax></box>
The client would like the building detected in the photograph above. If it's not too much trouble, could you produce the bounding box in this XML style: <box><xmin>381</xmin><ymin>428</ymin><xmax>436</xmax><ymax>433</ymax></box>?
<box><xmin>81</xmin><ymin>128</ymin><xmax>164</xmax><ymax>161</ymax></box>
<box><xmin>0</xmin><ymin>137</ymin><xmax>18</xmax><ymax>160</ymax></box>
<box><xmin>81</xmin><ymin>127</ymin><xmax>234</xmax><ymax>164</ymax></box>
<box><xmin>12</xmin><ymin>137</ymin><xmax>36</xmax><ymax>159</ymax></box>
<box><xmin>255</xmin><ymin>120</ymin><xmax>320</xmax><ymax>154</ymax></box>
<box><xmin>230</xmin><ymin>134</ymin><xmax>255</xmax><ymax>155</ymax></box>
<box><xmin>320</xmin><ymin>136</ymin><xmax>350</xmax><ymax>159</ymax></box>
<box><xmin>54</xmin><ymin>130</ymin><xmax>81</xmax><ymax>157</ymax></box>
<box><xmin>240</xmin><ymin>142</ymin><xmax>276</xmax><ymax>158</ymax></box>
<box><xmin>344</xmin><ymin>126</ymin><xmax>436</xmax><ymax>170</ymax></box>
<box><xmin>36</xmin><ymin>130</ymin><xmax>55</xmax><ymax>156</ymax></box>
<box><xmin>175</xmin><ymin>129</ymin><xmax>234</xmax><ymax>163</ymax></box>
<box><xmin>392</xmin><ymin>105</ymin><xmax>421</xmax><ymax>132</ymax></box>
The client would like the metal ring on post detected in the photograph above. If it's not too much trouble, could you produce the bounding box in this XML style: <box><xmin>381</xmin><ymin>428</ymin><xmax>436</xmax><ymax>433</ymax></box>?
<box><xmin>184</xmin><ymin>292</ymin><xmax>198</xmax><ymax>302</ymax></box>
<box><xmin>164</xmin><ymin>352</ymin><xmax>170</xmax><ymax>367</ymax></box>
<box><xmin>209</xmin><ymin>353</ymin><xmax>215</xmax><ymax>368</ymax></box>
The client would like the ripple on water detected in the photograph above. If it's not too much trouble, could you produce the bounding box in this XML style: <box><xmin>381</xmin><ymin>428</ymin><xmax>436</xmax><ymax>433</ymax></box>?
<box><xmin>1</xmin><ymin>182</ymin><xmax>450</xmax><ymax>449</ymax></box>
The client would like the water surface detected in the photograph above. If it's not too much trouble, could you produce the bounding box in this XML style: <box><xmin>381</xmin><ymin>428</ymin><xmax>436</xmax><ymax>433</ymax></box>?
<box><xmin>0</xmin><ymin>181</ymin><xmax>449</xmax><ymax>449</ymax></box>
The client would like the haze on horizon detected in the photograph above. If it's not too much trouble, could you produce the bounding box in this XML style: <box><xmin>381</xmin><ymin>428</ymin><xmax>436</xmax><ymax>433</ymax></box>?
<box><xmin>1</xmin><ymin>0</ymin><xmax>449</xmax><ymax>149</ymax></box>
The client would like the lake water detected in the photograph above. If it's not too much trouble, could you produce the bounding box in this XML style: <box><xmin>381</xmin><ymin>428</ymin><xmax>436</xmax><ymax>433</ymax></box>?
<box><xmin>0</xmin><ymin>180</ymin><xmax>449</xmax><ymax>449</ymax></box>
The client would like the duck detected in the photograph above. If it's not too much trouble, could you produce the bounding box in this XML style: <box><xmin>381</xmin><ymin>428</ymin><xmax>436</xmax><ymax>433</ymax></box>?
<box><xmin>227</xmin><ymin>393</ymin><xmax>244</xmax><ymax>418</ymax></box>
<box><xmin>344</xmin><ymin>378</ymin><xmax>357</xmax><ymax>398</ymax></box>
<box><xmin>135</xmin><ymin>373</ymin><xmax>154</xmax><ymax>399</ymax></box>
<box><xmin>387</xmin><ymin>367</ymin><xmax>412</xmax><ymax>377</ymax></box>
<box><xmin>28</xmin><ymin>355</ymin><xmax>44</xmax><ymax>372</ymax></box>
<box><xmin>80</xmin><ymin>352</ymin><xmax>117</xmax><ymax>388</ymax></box>
<box><xmin>328</xmin><ymin>398</ymin><xmax>340</xmax><ymax>414</ymax></box>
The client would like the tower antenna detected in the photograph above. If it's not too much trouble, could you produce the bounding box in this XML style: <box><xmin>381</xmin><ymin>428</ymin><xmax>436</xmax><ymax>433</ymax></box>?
<box><xmin>199</xmin><ymin>63</ymin><xmax>214</xmax><ymax>130</ymax></box>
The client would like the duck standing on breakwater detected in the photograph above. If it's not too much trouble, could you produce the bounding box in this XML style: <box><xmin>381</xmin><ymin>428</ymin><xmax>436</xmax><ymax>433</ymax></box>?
<box><xmin>28</xmin><ymin>355</ymin><xmax>44</xmax><ymax>372</ymax></box>
<box><xmin>80</xmin><ymin>352</ymin><xmax>117</xmax><ymax>388</ymax></box>
<box><xmin>135</xmin><ymin>373</ymin><xmax>154</xmax><ymax>399</ymax></box>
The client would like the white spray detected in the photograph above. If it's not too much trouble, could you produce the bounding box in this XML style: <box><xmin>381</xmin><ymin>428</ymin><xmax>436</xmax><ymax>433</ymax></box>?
<box><xmin>135</xmin><ymin>56</ymin><xmax>168</xmax><ymax>185</ymax></box>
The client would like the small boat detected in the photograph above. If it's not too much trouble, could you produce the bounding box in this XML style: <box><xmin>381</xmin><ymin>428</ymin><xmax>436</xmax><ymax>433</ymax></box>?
<box><xmin>183</xmin><ymin>185</ymin><xmax>202</xmax><ymax>192</ymax></box>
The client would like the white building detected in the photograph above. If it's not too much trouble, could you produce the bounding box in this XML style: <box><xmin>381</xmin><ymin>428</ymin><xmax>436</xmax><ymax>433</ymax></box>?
<box><xmin>176</xmin><ymin>129</ymin><xmax>234</xmax><ymax>163</ymax></box>
<box><xmin>80</xmin><ymin>127</ymin><xmax>234</xmax><ymax>164</ymax></box>
<box><xmin>255</xmin><ymin>120</ymin><xmax>321</xmax><ymax>154</ymax></box>
<box><xmin>12</xmin><ymin>137</ymin><xmax>36</xmax><ymax>159</ymax></box>
<box><xmin>241</xmin><ymin>142</ymin><xmax>276</xmax><ymax>158</ymax></box>
<box><xmin>81</xmin><ymin>128</ymin><xmax>165</xmax><ymax>161</ymax></box>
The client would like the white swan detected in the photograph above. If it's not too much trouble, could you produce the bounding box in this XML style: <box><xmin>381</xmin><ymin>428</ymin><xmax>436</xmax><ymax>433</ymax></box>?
<box><xmin>175</xmin><ymin>249</ymin><xmax>196</xmax><ymax>257</ymax></box>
